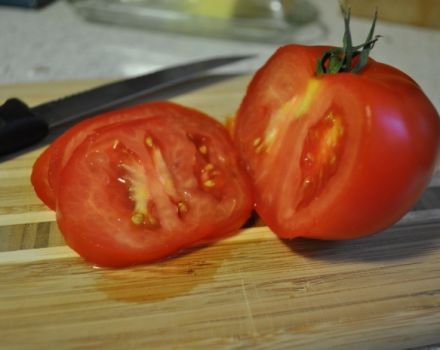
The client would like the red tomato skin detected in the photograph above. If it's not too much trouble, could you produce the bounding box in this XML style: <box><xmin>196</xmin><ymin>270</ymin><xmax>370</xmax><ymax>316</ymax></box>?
<box><xmin>56</xmin><ymin>103</ymin><xmax>253</xmax><ymax>267</ymax></box>
<box><xmin>234</xmin><ymin>44</ymin><xmax>440</xmax><ymax>240</ymax></box>
<box><xmin>31</xmin><ymin>145</ymin><xmax>56</xmax><ymax>210</ymax></box>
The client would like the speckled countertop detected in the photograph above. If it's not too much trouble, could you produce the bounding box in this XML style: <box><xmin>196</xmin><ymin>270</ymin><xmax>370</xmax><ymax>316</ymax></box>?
<box><xmin>0</xmin><ymin>0</ymin><xmax>439</xmax><ymax>110</ymax></box>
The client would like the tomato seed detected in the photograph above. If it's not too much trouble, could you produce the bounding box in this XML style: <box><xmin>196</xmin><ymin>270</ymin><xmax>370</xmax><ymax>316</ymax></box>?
<box><xmin>204</xmin><ymin>163</ymin><xmax>214</xmax><ymax>171</ymax></box>
<box><xmin>203</xmin><ymin>179</ymin><xmax>216</xmax><ymax>188</ymax></box>
<box><xmin>145</xmin><ymin>214</ymin><xmax>158</xmax><ymax>226</ymax></box>
<box><xmin>177</xmin><ymin>201</ymin><xmax>188</xmax><ymax>217</ymax></box>
<box><xmin>302</xmin><ymin>177</ymin><xmax>314</xmax><ymax>188</ymax></box>
<box><xmin>131</xmin><ymin>212</ymin><xmax>144</xmax><ymax>225</ymax></box>
<box><xmin>198</xmin><ymin>145</ymin><xmax>208</xmax><ymax>155</ymax></box>
<box><xmin>145</xmin><ymin>136</ymin><xmax>154</xmax><ymax>148</ymax></box>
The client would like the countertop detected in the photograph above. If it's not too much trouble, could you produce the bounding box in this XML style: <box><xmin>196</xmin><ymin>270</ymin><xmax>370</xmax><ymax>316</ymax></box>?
<box><xmin>0</xmin><ymin>0</ymin><xmax>439</xmax><ymax>110</ymax></box>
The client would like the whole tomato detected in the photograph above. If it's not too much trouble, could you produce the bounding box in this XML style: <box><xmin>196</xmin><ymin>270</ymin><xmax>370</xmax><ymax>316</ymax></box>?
<box><xmin>233</xmin><ymin>11</ymin><xmax>440</xmax><ymax>240</ymax></box>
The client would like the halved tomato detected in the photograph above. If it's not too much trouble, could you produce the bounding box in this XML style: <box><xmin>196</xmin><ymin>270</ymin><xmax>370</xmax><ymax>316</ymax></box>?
<box><xmin>56</xmin><ymin>104</ymin><xmax>253</xmax><ymax>267</ymax></box>
<box><xmin>234</xmin><ymin>44</ymin><xmax>440</xmax><ymax>240</ymax></box>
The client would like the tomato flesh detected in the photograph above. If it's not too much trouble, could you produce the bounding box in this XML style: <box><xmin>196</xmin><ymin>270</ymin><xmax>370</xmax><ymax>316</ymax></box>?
<box><xmin>57</xmin><ymin>105</ymin><xmax>253</xmax><ymax>267</ymax></box>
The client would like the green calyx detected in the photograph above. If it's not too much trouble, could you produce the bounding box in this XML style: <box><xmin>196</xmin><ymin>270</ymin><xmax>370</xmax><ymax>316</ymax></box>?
<box><xmin>316</xmin><ymin>6</ymin><xmax>381</xmax><ymax>75</ymax></box>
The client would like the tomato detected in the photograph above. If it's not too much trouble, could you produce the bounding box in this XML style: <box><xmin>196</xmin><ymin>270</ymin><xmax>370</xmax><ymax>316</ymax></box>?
<box><xmin>234</xmin><ymin>43</ymin><xmax>440</xmax><ymax>240</ymax></box>
<box><xmin>31</xmin><ymin>102</ymin><xmax>184</xmax><ymax>210</ymax></box>
<box><xmin>56</xmin><ymin>103</ymin><xmax>253</xmax><ymax>267</ymax></box>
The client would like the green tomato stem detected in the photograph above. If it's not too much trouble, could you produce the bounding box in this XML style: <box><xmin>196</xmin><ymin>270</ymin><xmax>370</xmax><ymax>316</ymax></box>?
<box><xmin>316</xmin><ymin>6</ymin><xmax>380</xmax><ymax>75</ymax></box>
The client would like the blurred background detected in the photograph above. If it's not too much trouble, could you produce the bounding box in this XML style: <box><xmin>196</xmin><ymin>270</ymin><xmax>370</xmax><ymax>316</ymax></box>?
<box><xmin>0</xmin><ymin>0</ymin><xmax>439</xmax><ymax>108</ymax></box>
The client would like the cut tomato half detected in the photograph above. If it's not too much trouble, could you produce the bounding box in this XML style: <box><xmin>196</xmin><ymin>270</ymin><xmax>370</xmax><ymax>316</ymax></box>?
<box><xmin>56</xmin><ymin>104</ymin><xmax>253</xmax><ymax>267</ymax></box>
<box><xmin>234</xmin><ymin>44</ymin><xmax>440</xmax><ymax>239</ymax></box>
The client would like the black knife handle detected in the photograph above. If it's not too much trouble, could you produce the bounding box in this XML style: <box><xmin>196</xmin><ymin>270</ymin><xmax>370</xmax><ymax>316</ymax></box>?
<box><xmin>0</xmin><ymin>98</ymin><xmax>49</xmax><ymax>156</ymax></box>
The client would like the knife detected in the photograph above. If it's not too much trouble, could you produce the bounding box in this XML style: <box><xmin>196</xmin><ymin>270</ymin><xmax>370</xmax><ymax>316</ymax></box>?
<box><xmin>0</xmin><ymin>0</ymin><xmax>55</xmax><ymax>8</ymax></box>
<box><xmin>0</xmin><ymin>55</ymin><xmax>252</xmax><ymax>158</ymax></box>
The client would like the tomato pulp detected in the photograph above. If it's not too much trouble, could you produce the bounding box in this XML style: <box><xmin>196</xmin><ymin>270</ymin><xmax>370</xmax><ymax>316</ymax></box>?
<box><xmin>234</xmin><ymin>44</ymin><xmax>440</xmax><ymax>239</ymax></box>
<box><xmin>56</xmin><ymin>103</ymin><xmax>253</xmax><ymax>267</ymax></box>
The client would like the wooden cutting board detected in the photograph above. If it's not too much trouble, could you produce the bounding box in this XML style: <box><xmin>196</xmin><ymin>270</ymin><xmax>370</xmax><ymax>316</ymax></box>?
<box><xmin>0</xmin><ymin>76</ymin><xmax>439</xmax><ymax>350</ymax></box>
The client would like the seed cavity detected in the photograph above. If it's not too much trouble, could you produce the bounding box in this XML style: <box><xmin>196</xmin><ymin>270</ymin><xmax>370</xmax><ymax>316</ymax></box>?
<box><xmin>200</xmin><ymin>162</ymin><xmax>220</xmax><ymax>189</ymax></box>
<box><xmin>120</xmin><ymin>162</ymin><xmax>160</xmax><ymax>228</ymax></box>
<box><xmin>297</xmin><ymin>112</ymin><xmax>345</xmax><ymax>210</ymax></box>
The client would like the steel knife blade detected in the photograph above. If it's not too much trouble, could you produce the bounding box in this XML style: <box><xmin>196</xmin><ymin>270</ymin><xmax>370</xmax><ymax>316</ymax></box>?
<box><xmin>0</xmin><ymin>55</ymin><xmax>252</xmax><ymax>158</ymax></box>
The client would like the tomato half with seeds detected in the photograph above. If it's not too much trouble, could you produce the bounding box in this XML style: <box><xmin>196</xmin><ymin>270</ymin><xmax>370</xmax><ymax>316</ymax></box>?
<box><xmin>31</xmin><ymin>102</ymin><xmax>183</xmax><ymax>210</ymax></box>
<box><xmin>234</xmin><ymin>38</ymin><xmax>440</xmax><ymax>239</ymax></box>
<box><xmin>56</xmin><ymin>104</ymin><xmax>253</xmax><ymax>267</ymax></box>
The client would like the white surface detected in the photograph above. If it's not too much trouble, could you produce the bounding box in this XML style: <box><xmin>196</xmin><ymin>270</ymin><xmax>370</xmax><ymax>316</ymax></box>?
<box><xmin>0</xmin><ymin>0</ymin><xmax>439</xmax><ymax>110</ymax></box>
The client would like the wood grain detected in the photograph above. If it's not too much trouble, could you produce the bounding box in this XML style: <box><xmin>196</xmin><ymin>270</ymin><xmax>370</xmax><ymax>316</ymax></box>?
<box><xmin>1</xmin><ymin>226</ymin><xmax>439</xmax><ymax>350</ymax></box>
<box><xmin>0</xmin><ymin>77</ymin><xmax>439</xmax><ymax>350</ymax></box>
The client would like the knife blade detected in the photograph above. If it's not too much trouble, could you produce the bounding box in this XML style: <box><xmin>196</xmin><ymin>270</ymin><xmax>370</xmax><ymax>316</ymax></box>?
<box><xmin>0</xmin><ymin>55</ymin><xmax>252</xmax><ymax>158</ymax></box>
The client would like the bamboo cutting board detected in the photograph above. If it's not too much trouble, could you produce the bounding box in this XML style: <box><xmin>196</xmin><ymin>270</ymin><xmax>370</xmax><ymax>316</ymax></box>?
<box><xmin>0</xmin><ymin>76</ymin><xmax>439</xmax><ymax>350</ymax></box>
